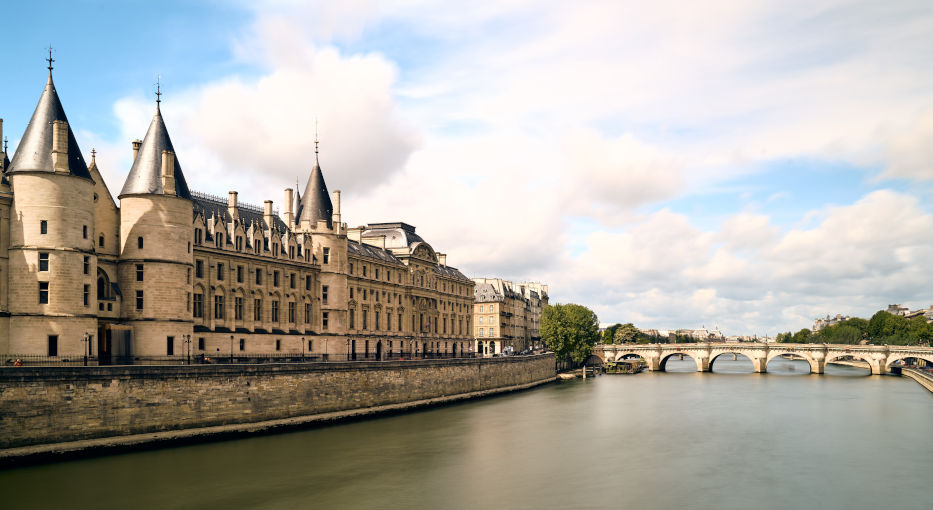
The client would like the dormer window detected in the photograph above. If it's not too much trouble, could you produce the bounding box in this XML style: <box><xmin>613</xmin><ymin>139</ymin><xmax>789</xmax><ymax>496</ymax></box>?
<box><xmin>273</xmin><ymin>244</ymin><xmax>279</xmax><ymax>257</ymax></box>
<box><xmin>194</xmin><ymin>228</ymin><xmax>203</xmax><ymax>245</ymax></box>
<box><xmin>236</xmin><ymin>237</ymin><xmax>242</xmax><ymax>251</ymax></box>
<box><xmin>289</xmin><ymin>246</ymin><xmax>294</xmax><ymax>259</ymax></box>
<box><xmin>216</xmin><ymin>233</ymin><xmax>224</xmax><ymax>249</ymax></box>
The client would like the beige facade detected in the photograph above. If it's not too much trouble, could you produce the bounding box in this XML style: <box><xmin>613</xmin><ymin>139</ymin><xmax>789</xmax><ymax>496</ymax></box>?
<box><xmin>0</xmin><ymin>68</ymin><xmax>474</xmax><ymax>363</ymax></box>
<box><xmin>472</xmin><ymin>278</ymin><xmax>548</xmax><ymax>356</ymax></box>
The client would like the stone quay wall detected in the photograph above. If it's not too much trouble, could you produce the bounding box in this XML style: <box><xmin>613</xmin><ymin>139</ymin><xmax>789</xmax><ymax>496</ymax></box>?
<box><xmin>0</xmin><ymin>354</ymin><xmax>555</xmax><ymax>449</ymax></box>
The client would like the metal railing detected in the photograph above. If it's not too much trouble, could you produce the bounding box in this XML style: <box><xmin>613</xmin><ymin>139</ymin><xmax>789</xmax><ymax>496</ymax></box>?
<box><xmin>2</xmin><ymin>352</ymin><xmax>481</xmax><ymax>367</ymax></box>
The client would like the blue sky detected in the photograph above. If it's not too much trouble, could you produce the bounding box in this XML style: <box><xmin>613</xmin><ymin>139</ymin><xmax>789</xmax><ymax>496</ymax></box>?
<box><xmin>3</xmin><ymin>1</ymin><xmax>933</xmax><ymax>335</ymax></box>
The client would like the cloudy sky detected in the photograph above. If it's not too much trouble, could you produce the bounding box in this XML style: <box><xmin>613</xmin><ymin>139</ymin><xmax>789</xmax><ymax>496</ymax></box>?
<box><xmin>3</xmin><ymin>1</ymin><xmax>932</xmax><ymax>335</ymax></box>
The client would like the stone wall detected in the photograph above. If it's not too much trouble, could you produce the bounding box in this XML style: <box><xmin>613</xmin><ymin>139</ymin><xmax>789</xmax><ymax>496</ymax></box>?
<box><xmin>0</xmin><ymin>354</ymin><xmax>555</xmax><ymax>449</ymax></box>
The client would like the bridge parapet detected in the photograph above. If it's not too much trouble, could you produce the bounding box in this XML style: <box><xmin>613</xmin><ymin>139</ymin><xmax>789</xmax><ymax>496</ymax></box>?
<box><xmin>594</xmin><ymin>343</ymin><xmax>933</xmax><ymax>375</ymax></box>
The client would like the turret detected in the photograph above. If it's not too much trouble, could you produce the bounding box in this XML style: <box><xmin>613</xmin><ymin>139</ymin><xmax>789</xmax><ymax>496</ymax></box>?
<box><xmin>297</xmin><ymin>139</ymin><xmax>332</xmax><ymax>231</ymax></box>
<box><xmin>6</xmin><ymin>61</ymin><xmax>97</xmax><ymax>356</ymax></box>
<box><xmin>117</xmin><ymin>93</ymin><xmax>193</xmax><ymax>357</ymax></box>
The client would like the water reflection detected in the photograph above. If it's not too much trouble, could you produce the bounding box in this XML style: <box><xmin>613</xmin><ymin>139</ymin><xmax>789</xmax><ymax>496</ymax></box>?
<box><xmin>1</xmin><ymin>370</ymin><xmax>930</xmax><ymax>510</ymax></box>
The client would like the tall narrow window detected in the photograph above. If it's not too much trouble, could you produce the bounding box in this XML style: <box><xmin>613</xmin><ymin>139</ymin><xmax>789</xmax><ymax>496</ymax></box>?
<box><xmin>40</xmin><ymin>220</ymin><xmax>48</xmax><ymax>234</ymax></box>
<box><xmin>305</xmin><ymin>275</ymin><xmax>311</xmax><ymax>291</ymax></box>
<box><xmin>137</xmin><ymin>236</ymin><xmax>144</xmax><ymax>249</ymax></box>
<box><xmin>39</xmin><ymin>282</ymin><xmax>49</xmax><ymax>304</ymax></box>
<box><xmin>323</xmin><ymin>247</ymin><xmax>330</xmax><ymax>264</ymax></box>
<box><xmin>288</xmin><ymin>302</ymin><xmax>296</xmax><ymax>323</ymax></box>
<box><xmin>235</xmin><ymin>297</ymin><xmax>244</xmax><ymax>321</ymax></box>
<box><xmin>275</xmin><ymin>339</ymin><xmax>281</xmax><ymax>351</ymax></box>
<box><xmin>306</xmin><ymin>303</ymin><xmax>313</xmax><ymax>324</ymax></box>
<box><xmin>214</xmin><ymin>295</ymin><xmax>225</xmax><ymax>319</ymax></box>
<box><xmin>240</xmin><ymin>338</ymin><xmax>245</xmax><ymax>351</ymax></box>
<box><xmin>38</xmin><ymin>252</ymin><xmax>49</xmax><ymax>272</ymax></box>
<box><xmin>322</xmin><ymin>285</ymin><xmax>328</xmax><ymax>305</ymax></box>
<box><xmin>166</xmin><ymin>336</ymin><xmax>174</xmax><ymax>356</ymax></box>
<box><xmin>136</xmin><ymin>264</ymin><xmax>144</xmax><ymax>281</ymax></box>
<box><xmin>254</xmin><ymin>299</ymin><xmax>262</xmax><ymax>321</ymax></box>
<box><xmin>290</xmin><ymin>273</ymin><xmax>295</xmax><ymax>289</ymax></box>
<box><xmin>83</xmin><ymin>285</ymin><xmax>90</xmax><ymax>307</ymax></box>
<box><xmin>193</xmin><ymin>293</ymin><xmax>203</xmax><ymax>318</ymax></box>
<box><xmin>349</xmin><ymin>310</ymin><xmax>355</xmax><ymax>329</ymax></box>
<box><xmin>349</xmin><ymin>262</ymin><xmax>354</xmax><ymax>274</ymax></box>
<box><xmin>271</xmin><ymin>300</ymin><xmax>279</xmax><ymax>322</ymax></box>
<box><xmin>136</xmin><ymin>290</ymin><xmax>144</xmax><ymax>310</ymax></box>
<box><xmin>83</xmin><ymin>256</ymin><xmax>89</xmax><ymax>275</ymax></box>
<box><xmin>237</xmin><ymin>265</ymin><xmax>244</xmax><ymax>283</ymax></box>
<box><xmin>255</xmin><ymin>268</ymin><xmax>262</xmax><ymax>285</ymax></box>
<box><xmin>217</xmin><ymin>263</ymin><xmax>224</xmax><ymax>281</ymax></box>
<box><xmin>198</xmin><ymin>338</ymin><xmax>205</xmax><ymax>350</ymax></box>
<box><xmin>99</xmin><ymin>234</ymin><xmax>104</xmax><ymax>247</ymax></box>
<box><xmin>196</xmin><ymin>260</ymin><xmax>204</xmax><ymax>278</ymax></box>
<box><xmin>363</xmin><ymin>309</ymin><xmax>368</xmax><ymax>330</ymax></box>
<box><xmin>273</xmin><ymin>271</ymin><xmax>280</xmax><ymax>287</ymax></box>
<box><xmin>48</xmin><ymin>335</ymin><xmax>58</xmax><ymax>356</ymax></box>
<box><xmin>83</xmin><ymin>225</ymin><xmax>88</xmax><ymax>239</ymax></box>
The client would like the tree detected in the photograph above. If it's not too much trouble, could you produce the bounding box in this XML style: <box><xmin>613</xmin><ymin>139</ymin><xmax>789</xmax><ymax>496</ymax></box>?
<box><xmin>613</xmin><ymin>323</ymin><xmax>639</xmax><ymax>344</ymax></box>
<box><xmin>601</xmin><ymin>323</ymin><xmax>622</xmax><ymax>344</ymax></box>
<box><xmin>541</xmin><ymin>303</ymin><xmax>600</xmax><ymax>363</ymax></box>
<box><xmin>776</xmin><ymin>332</ymin><xmax>792</xmax><ymax>343</ymax></box>
<box><xmin>791</xmin><ymin>328</ymin><xmax>812</xmax><ymax>344</ymax></box>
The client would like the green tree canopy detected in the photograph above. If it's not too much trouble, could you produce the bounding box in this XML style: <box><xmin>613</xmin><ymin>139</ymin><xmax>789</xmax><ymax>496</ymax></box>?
<box><xmin>542</xmin><ymin>303</ymin><xmax>600</xmax><ymax>363</ymax></box>
<box><xmin>601</xmin><ymin>323</ymin><xmax>622</xmax><ymax>344</ymax></box>
<box><xmin>613</xmin><ymin>323</ymin><xmax>640</xmax><ymax>343</ymax></box>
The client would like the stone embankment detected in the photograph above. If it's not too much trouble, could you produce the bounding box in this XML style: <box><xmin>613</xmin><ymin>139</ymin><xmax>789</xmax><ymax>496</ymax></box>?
<box><xmin>0</xmin><ymin>354</ymin><xmax>555</xmax><ymax>465</ymax></box>
<box><xmin>900</xmin><ymin>368</ymin><xmax>933</xmax><ymax>393</ymax></box>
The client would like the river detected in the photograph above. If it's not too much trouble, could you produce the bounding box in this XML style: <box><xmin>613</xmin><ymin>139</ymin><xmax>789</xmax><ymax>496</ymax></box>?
<box><xmin>1</xmin><ymin>357</ymin><xmax>930</xmax><ymax>510</ymax></box>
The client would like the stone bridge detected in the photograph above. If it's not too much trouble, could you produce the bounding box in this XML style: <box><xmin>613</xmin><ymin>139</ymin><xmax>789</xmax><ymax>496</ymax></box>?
<box><xmin>595</xmin><ymin>343</ymin><xmax>933</xmax><ymax>375</ymax></box>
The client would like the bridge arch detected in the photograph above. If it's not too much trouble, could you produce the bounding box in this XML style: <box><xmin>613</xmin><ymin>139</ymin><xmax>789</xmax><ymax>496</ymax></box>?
<box><xmin>885</xmin><ymin>353</ymin><xmax>933</xmax><ymax>371</ymax></box>
<box><xmin>766</xmin><ymin>351</ymin><xmax>818</xmax><ymax>374</ymax></box>
<box><xmin>709</xmin><ymin>352</ymin><xmax>755</xmax><ymax>373</ymax></box>
<box><xmin>824</xmin><ymin>352</ymin><xmax>874</xmax><ymax>375</ymax></box>
<box><xmin>659</xmin><ymin>352</ymin><xmax>700</xmax><ymax>372</ymax></box>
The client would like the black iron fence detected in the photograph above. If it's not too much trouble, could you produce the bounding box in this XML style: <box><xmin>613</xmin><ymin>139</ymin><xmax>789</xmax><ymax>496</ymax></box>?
<box><xmin>2</xmin><ymin>351</ymin><xmax>481</xmax><ymax>367</ymax></box>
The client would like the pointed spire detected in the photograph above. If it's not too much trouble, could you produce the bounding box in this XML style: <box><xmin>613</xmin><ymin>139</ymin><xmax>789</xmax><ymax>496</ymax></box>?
<box><xmin>298</xmin><ymin>133</ymin><xmax>332</xmax><ymax>229</ymax></box>
<box><xmin>8</xmin><ymin>54</ymin><xmax>92</xmax><ymax>179</ymax></box>
<box><xmin>119</xmin><ymin>94</ymin><xmax>191</xmax><ymax>199</ymax></box>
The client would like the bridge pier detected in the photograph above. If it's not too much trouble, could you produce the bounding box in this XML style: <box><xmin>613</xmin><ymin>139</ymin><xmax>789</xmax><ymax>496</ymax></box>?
<box><xmin>647</xmin><ymin>356</ymin><xmax>661</xmax><ymax>372</ymax></box>
<box><xmin>812</xmin><ymin>360</ymin><xmax>824</xmax><ymax>375</ymax></box>
<box><xmin>752</xmin><ymin>357</ymin><xmax>767</xmax><ymax>373</ymax></box>
<box><xmin>696</xmin><ymin>357</ymin><xmax>711</xmax><ymax>372</ymax></box>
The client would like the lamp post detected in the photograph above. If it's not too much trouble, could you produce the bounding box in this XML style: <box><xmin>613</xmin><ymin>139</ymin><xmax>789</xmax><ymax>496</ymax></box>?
<box><xmin>230</xmin><ymin>335</ymin><xmax>234</xmax><ymax>363</ymax></box>
<box><xmin>324</xmin><ymin>338</ymin><xmax>328</xmax><ymax>362</ymax></box>
<box><xmin>183</xmin><ymin>334</ymin><xmax>191</xmax><ymax>365</ymax></box>
<box><xmin>346</xmin><ymin>338</ymin><xmax>350</xmax><ymax>361</ymax></box>
<box><xmin>301</xmin><ymin>336</ymin><xmax>305</xmax><ymax>361</ymax></box>
<box><xmin>82</xmin><ymin>332</ymin><xmax>90</xmax><ymax>366</ymax></box>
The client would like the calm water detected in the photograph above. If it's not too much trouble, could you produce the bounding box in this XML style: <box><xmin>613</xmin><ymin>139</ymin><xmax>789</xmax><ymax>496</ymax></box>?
<box><xmin>2</xmin><ymin>357</ymin><xmax>931</xmax><ymax>510</ymax></box>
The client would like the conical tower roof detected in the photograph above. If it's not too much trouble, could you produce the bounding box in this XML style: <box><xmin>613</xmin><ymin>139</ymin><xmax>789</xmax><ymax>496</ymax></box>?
<box><xmin>8</xmin><ymin>71</ymin><xmax>92</xmax><ymax>179</ymax></box>
<box><xmin>298</xmin><ymin>152</ymin><xmax>332</xmax><ymax>228</ymax></box>
<box><xmin>119</xmin><ymin>104</ymin><xmax>191</xmax><ymax>199</ymax></box>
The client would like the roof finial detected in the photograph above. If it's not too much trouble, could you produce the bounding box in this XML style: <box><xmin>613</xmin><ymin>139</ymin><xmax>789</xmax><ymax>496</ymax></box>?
<box><xmin>155</xmin><ymin>75</ymin><xmax>162</xmax><ymax>106</ymax></box>
<box><xmin>91</xmin><ymin>148</ymin><xmax>96</xmax><ymax>162</ymax></box>
<box><xmin>3</xmin><ymin>137</ymin><xmax>7</xmax><ymax>154</ymax></box>
<box><xmin>314</xmin><ymin>118</ymin><xmax>319</xmax><ymax>156</ymax></box>
<box><xmin>46</xmin><ymin>45</ymin><xmax>55</xmax><ymax>72</ymax></box>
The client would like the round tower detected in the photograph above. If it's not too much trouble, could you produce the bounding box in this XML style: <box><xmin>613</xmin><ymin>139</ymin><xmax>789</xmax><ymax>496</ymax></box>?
<box><xmin>6</xmin><ymin>67</ymin><xmax>98</xmax><ymax>356</ymax></box>
<box><xmin>117</xmin><ymin>99</ymin><xmax>193</xmax><ymax>357</ymax></box>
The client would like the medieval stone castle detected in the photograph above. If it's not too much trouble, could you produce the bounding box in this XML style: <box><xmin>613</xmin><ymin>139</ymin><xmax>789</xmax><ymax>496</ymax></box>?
<box><xmin>0</xmin><ymin>66</ymin><xmax>477</xmax><ymax>363</ymax></box>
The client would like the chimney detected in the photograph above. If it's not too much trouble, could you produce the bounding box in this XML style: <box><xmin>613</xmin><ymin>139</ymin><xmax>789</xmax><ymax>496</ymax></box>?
<box><xmin>264</xmin><ymin>200</ymin><xmax>274</xmax><ymax>229</ymax></box>
<box><xmin>283</xmin><ymin>188</ymin><xmax>294</xmax><ymax>226</ymax></box>
<box><xmin>332</xmin><ymin>190</ymin><xmax>342</xmax><ymax>231</ymax></box>
<box><xmin>161</xmin><ymin>150</ymin><xmax>176</xmax><ymax>195</ymax></box>
<box><xmin>347</xmin><ymin>227</ymin><xmax>362</xmax><ymax>243</ymax></box>
<box><xmin>438</xmin><ymin>253</ymin><xmax>447</xmax><ymax>266</ymax></box>
<box><xmin>228</xmin><ymin>191</ymin><xmax>239</xmax><ymax>220</ymax></box>
<box><xmin>51</xmin><ymin>120</ymin><xmax>69</xmax><ymax>173</ymax></box>
<box><xmin>362</xmin><ymin>234</ymin><xmax>386</xmax><ymax>250</ymax></box>
<box><xmin>132</xmin><ymin>139</ymin><xmax>142</xmax><ymax>161</ymax></box>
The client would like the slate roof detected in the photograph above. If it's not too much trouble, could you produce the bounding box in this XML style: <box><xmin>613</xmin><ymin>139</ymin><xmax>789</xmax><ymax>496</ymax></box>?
<box><xmin>347</xmin><ymin>239</ymin><xmax>405</xmax><ymax>266</ymax></box>
<box><xmin>8</xmin><ymin>71</ymin><xmax>92</xmax><ymax>180</ymax></box>
<box><xmin>362</xmin><ymin>222</ymin><xmax>425</xmax><ymax>249</ymax></box>
<box><xmin>297</xmin><ymin>154</ymin><xmax>332</xmax><ymax>228</ymax></box>
<box><xmin>119</xmin><ymin>105</ymin><xmax>192</xmax><ymax>199</ymax></box>
<box><xmin>191</xmin><ymin>191</ymin><xmax>289</xmax><ymax>237</ymax></box>
<box><xmin>474</xmin><ymin>282</ymin><xmax>504</xmax><ymax>302</ymax></box>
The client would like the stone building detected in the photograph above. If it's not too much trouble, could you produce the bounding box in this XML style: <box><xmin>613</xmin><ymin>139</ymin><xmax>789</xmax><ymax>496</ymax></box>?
<box><xmin>0</xmin><ymin>65</ymin><xmax>474</xmax><ymax>362</ymax></box>
<box><xmin>472</xmin><ymin>278</ymin><xmax>548</xmax><ymax>356</ymax></box>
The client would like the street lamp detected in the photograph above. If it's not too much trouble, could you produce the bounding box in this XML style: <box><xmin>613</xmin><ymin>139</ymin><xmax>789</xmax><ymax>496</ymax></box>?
<box><xmin>82</xmin><ymin>332</ymin><xmax>90</xmax><ymax>366</ymax></box>
<box><xmin>182</xmin><ymin>334</ymin><xmax>192</xmax><ymax>365</ymax></box>
<box><xmin>301</xmin><ymin>336</ymin><xmax>305</xmax><ymax>361</ymax></box>
<box><xmin>230</xmin><ymin>335</ymin><xmax>234</xmax><ymax>363</ymax></box>
<box><xmin>346</xmin><ymin>338</ymin><xmax>350</xmax><ymax>361</ymax></box>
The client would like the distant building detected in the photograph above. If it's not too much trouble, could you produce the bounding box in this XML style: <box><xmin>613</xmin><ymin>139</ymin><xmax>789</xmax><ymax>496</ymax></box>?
<box><xmin>472</xmin><ymin>278</ymin><xmax>548</xmax><ymax>356</ymax></box>
<box><xmin>886</xmin><ymin>304</ymin><xmax>909</xmax><ymax>316</ymax></box>
<box><xmin>813</xmin><ymin>314</ymin><xmax>851</xmax><ymax>332</ymax></box>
